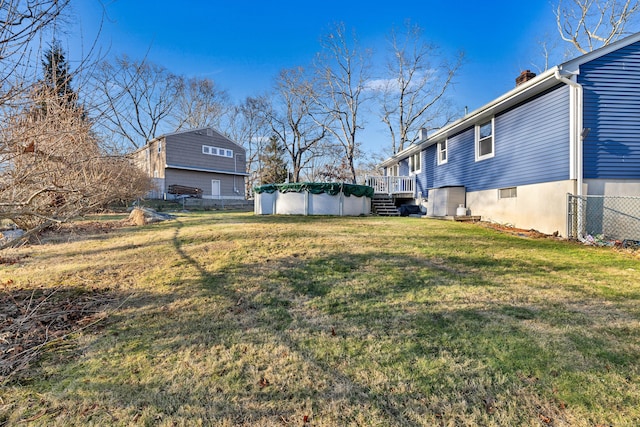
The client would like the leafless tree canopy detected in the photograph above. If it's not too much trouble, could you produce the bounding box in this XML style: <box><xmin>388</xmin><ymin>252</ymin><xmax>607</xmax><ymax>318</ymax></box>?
<box><xmin>270</xmin><ymin>67</ymin><xmax>327</xmax><ymax>183</ymax></box>
<box><xmin>378</xmin><ymin>22</ymin><xmax>463</xmax><ymax>154</ymax></box>
<box><xmin>226</xmin><ymin>96</ymin><xmax>271</xmax><ymax>194</ymax></box>
<box><xmin>1</xmin><ymin>2</ymin><xmax>152</xmax><ymax>248</ymax></box>
<box><xmin>1</xmin><ymin>0</ymin><xmax>70</xmax><ymax>104</ymax></box>
<box><xmin>171</xmin><ymin>76</ymin><xmax>230</xmax><ymax>132</ymax></box>
<box><xmin>555</xmin><ymin>0</ymin><xmax>640</xmax><ymax>54</ymax></box>
<box><xmin>93</xmin><ymin>55</ymin><xmax>181</xmax><ymax>150</ymax></box>
<box><xmin>314</xmin><ymin>22</ymin><xmax>372</xmax><ymax>184</ymax></box>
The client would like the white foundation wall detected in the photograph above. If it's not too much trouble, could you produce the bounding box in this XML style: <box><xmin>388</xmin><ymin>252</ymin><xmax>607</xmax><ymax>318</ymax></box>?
<box><xmin>465</xmin><ymin>180</ymin><xmax>575</xmax><ymax>236</ymax></box>
<box><xmin>584</xmin><ymin>179</ymin><xmax>640</xmax><ymax>196</ymax></box>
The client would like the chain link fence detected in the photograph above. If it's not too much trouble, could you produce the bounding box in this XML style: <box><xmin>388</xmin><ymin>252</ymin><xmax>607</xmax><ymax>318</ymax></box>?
<box><xmin>568</xmin><ymin>194</ymin><xmax>640</xmax><ymax>247</ymax></box>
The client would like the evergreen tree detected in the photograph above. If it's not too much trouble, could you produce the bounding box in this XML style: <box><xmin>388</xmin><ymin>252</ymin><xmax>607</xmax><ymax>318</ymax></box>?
<box><xmin>259</xmin><ymin>135</ymin><xmax>289</xmax><ymax>184</ymax></box>
<box><xmin>40</xmin><ymin>41</ymin><xmax>78</xmax><ymax>110</ymax></box>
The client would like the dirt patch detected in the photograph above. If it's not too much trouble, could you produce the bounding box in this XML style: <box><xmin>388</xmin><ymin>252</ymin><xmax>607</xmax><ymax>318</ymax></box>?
<box><xmin>30</xmin><ymin>219</ymin><xmax>132</xmax><ymax>246</ymax></box>
<box><xmin>479</xmin><ymin>222</ymin><xmax>554</xmax><ymax>239</ymax></box>
<box><xmin>0</xmin><ymin>282</ymin><xmax>122</xmax><ymax>382</ymax></box>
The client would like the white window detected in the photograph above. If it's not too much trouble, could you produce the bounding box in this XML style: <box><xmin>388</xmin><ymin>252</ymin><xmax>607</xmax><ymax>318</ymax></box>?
<box><xmin>438</xmin><ymin>140</ymin><xmax>448</xmax><ymax>165</ymax></box>
<box><xmin>203</xmin><ymin>145</ymin><xmax>232</xmax><ymax>158</ymax></box>
<box><xmin>410</xmin><ymin>152</ymin><xmax>421</xmax><ymax>173</ymax></box>
<box><xmin>475</xmin><ymin>119</ymin><xmax>495</xmax><ymax>161</ymax></box>
<box><xmin>158</xmin><ymin>141</ymin><xmax>162</xmax><ymax>153</ymax></box>
<box><xmin>389</xmin><ymin>164</ymin><xmax>399</xmax><ymax>176</ymax></box>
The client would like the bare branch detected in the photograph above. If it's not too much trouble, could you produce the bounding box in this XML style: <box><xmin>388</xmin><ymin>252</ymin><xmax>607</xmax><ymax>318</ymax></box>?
<box><xmin>555</xmin><ymin>0</ymin><xmax>640</xmax><ymax>55</ymax></box>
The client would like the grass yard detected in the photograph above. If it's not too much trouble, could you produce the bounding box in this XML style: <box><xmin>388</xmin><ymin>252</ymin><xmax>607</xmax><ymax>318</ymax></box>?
<box><xmin>1</xmin><ymin>212</ymin><xmax>639</xmax><ymax>426</ymax></box>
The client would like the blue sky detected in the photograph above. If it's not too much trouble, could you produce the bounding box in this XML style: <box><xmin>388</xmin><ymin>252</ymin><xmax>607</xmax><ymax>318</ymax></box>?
<box><xmin>67</xmin><ymin>0</ymin><xmax>562</xmax><ymax>152</ymax></box>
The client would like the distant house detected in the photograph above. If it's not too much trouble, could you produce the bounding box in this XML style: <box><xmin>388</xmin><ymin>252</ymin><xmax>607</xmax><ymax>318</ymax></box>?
<box><xmin>133</xmin><ymin>128</ymin><xmax>248</xmax><ymax>200</ymax></box>
<box><xmin>370</xmin><ymin>32</ymin><xmax>640</xmax><ymax>237</ymax></box>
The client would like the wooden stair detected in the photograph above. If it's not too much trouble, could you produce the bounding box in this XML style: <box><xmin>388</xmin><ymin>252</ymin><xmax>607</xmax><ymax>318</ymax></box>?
<box><xmin>371</xmin><ymin>195</ymin><xmax>400</xmax><ymax>216</ymax></box>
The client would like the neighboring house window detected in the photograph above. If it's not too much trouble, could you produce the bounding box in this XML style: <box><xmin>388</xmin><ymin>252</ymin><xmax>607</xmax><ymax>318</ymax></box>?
<box><xmin>499</xmin><ymin>187</ymin><xmax>517</xmax><ymax>199</ymax></box>
<box><xmin>475</xmin><ymin>119</ymin><xmax>495</xmax><ymax>161</ymax></box>
<box><xmin>153</xmin><ymin>169</ymin><xmax>158</xmax><ymax>178</ymax></box>
<box><xmin>410</xmin><ymin>152</ymin><xmax>421</xmax><ymax>173</ymax></box>
<box><xmin>202</xmin><ymin>145</ymin><xmax>232</xmax><ymax>158</ymax></box>
<box><xmin>438</xmin><ymin>140</ymin><xmax>448</xmax><ymax>165</ymax></box>
<box><xmin>158</xmin><ymin>141</ymin><xmax>162</xmax><ymax>153</ymax></box>
<box><xmin>389</xmin><ymin>164</ymin><xmax>399</xmax><ymax>176</ymax></box>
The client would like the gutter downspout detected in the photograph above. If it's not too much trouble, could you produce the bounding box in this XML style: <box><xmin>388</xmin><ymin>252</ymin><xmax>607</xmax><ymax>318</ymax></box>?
<box><xmin>554</xmin><ymin>69</ymin><xmax>585</xmax><ymax>239</ymax></box>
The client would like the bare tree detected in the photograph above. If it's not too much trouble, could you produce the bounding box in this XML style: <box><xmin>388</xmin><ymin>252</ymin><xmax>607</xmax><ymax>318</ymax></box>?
<box><xmin>1</xmin><ymin>4</ymin><xmax>152</xmax><ymax>248</ymax></box>
<box><xmin>1</xmin><ymin>85</ymin><xmax>151</xmax><ymax>247</ymax></box>
<box><xmin>1</xmin><ymin>0</ymin><xmax>70</xmax><ymax>105</ymax></box>
<box><xmin>270</xmin><ymin>67</ymin><xmax>326</xmax><ymax>183</ymax></box>
<box><xmin>555</xmin><ymin>0</ymin><xmax>640</xmax><ymax>54</ymax></box>
<box><xmin>377</xmin><ymin>22</ymin><xmax>463</xmax><ymax>154</ymax></box>
<box><xmin>93</xmin><ymin>55</ymin><xmax>181</xmax><ymax>150</ymax></box>
<box><xmin>226</xmin><ymin>95</ymin><xmax>272</xmax><ymax>194</ymax></box>
<box><xmin>171</xmin><ymin>76</ymin><xmax>230</xmax><ymax>131</ymax></box>
<box><xmin>314</xmin><ymin>22</ymin><xmax>372</xmax><ymax>184</ymax></box>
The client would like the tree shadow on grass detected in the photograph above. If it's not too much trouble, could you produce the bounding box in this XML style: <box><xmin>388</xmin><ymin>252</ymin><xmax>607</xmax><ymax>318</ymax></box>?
<box><xmin>8</xmin><ymin>217</ymin><xmax>639</xmax><ymax>426</ymax></box>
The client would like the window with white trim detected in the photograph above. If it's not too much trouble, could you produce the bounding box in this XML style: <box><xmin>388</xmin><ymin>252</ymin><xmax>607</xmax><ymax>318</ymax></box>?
<box><xmin>389</xmin><ymin>164</ymin><xmax>399</xmax><ymax>176</ymax></box>
<box><xmin>202</xmin><ymin>145</ymin><xmax>233</xmax><ymax>158</ymax></box>
<box><xmin>438</xmin><ymin>140</ymin><xmax>448</xmax><ymax>165</ymax></box>
<box><xmin>475</xmin><ymin>119</ymin><xmax>494</xmax><ymax>161</ymax></box>
<box><xmin>158</xmin><ymin>141</ymin><xmax>162</xmax><ymax>153</ymax></box>
<box><xmin>410</xmin><ymin>152</ymin><xmax>421</xmax><ymax>173</ymax></box>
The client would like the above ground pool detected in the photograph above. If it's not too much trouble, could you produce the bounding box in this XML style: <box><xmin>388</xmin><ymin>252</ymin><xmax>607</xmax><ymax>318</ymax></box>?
<box><xmin>253</xmin><ymin>182</ymin><xmax>373</xmax><ymax>216</ymax></box>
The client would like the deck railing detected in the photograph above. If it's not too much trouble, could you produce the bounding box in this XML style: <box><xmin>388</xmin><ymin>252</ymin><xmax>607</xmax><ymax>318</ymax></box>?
<box><xmin>365</xmin><ymin>175</ymin><xmax>415</xmax><ymax>196</ymax></box>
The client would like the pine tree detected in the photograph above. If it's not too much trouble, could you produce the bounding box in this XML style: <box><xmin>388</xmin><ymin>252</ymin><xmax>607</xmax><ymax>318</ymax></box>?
<box><xmin>39</xmin><ymin>41</ymin><xmax>79</xmax><ymax>111</ymax></box>
<box><xmin>259</xmin><ymin>135</ymin><xmax>289</xmax><ymax>184</ymax></box>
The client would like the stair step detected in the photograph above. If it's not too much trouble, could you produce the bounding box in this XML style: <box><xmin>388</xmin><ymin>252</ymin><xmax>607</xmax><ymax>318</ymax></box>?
<box><xmin>371</xmin><ymin>195</ymin><xmax>400</xmax><ymax>216</ymax></box>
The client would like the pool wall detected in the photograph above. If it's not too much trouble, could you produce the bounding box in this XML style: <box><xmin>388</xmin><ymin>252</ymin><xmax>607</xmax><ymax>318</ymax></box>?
<box><xmin>254</xmin><ymin>183</ymin><xmax>373</xmax><ymax>216</ymax></box>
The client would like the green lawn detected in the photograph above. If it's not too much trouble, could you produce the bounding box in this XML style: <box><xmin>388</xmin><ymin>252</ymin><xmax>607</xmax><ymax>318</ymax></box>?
<box><xmin>1</xmin><ymin>212</ymin><xmax>639</xmax><ymax>426</ymax></box>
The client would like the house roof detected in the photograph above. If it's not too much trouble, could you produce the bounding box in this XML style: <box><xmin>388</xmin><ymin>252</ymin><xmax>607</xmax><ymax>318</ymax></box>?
<box><xmin>137</xmin><ymin>127</ymin><xmax>246</xmax><ymax>153</ymax></box>
<box><xmin>379</xmin><ymin>32</ymin><xmax>640</xmax><ymax>167</ymax></box>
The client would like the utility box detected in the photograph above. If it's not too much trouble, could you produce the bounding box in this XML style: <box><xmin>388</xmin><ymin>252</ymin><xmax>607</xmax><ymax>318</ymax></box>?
<box><xmin>427</xmin><ymin>186</ymin><xmax>466</xmax><ymax>217</ymax></box>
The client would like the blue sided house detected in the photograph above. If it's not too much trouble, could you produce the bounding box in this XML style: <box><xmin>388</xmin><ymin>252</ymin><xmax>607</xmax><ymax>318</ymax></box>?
<box><xmin>372</xmin><ymin>32</ymin><xmax>640</xmax><ymax>237</ymax></box>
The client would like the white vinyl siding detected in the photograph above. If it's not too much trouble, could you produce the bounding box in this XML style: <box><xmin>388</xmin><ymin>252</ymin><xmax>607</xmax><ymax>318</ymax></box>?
<box><xmin>475</xmin><ymin>119</ymin><xmax>495</xmax><ymax>161</ymax></box>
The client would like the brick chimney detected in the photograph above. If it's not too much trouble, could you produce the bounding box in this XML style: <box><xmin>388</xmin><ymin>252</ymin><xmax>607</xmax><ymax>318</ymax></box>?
<box><xmin>515</xmin><ymin>70</ymin><xmax>536</xmax><ymax>86</ymax></box>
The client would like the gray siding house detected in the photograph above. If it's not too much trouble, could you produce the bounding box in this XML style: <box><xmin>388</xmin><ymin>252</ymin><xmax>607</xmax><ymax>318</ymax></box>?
<box><xmin>372</xmin><ymin>32</ymin><xmax>640</xmax><ymax>237</ymax></box>
<box><xmin>133</xmin><ymin>128</ymin><xmax>248</xmax><ymax>200</ymax></box>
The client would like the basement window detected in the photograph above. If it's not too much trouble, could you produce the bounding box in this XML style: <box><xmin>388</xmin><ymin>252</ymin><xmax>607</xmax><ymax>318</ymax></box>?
<box><xmin>498</xmin><ymin>187</ymin><xmax>517</xmax><ymax>199</ymax></box>
<box><xmin>475</xmin><ymin>119</ymin><xmax>494</xmax><ymax>161</ymax></box>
